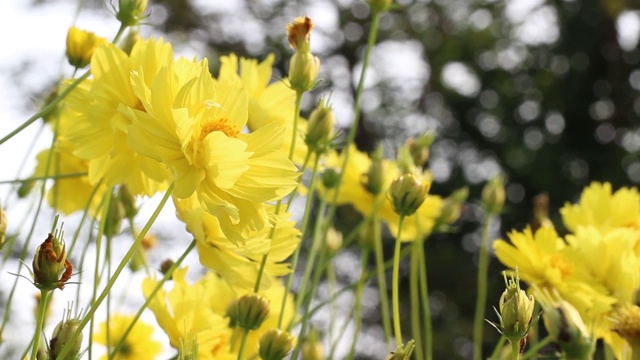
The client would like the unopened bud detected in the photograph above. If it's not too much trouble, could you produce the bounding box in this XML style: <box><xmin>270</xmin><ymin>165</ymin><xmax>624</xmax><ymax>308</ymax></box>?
<box><xmin>116</xmin><ymin>0</ymin><xmax>149</xmax><ymax>27</ymax></box>
<box><xmin>388</xmin><ymin>173</ymin><xmax>431</xmax><ymax>217</ymax></box>
<box><xmin>325</xmin><ymin>227</ymin><xmax>343</xmax><ymax>254</ymax></box>
<box><xmin>302</xmin><ymin>340</ymin><xmax>324</xmax><ymax>360</ymax></box>
<box><xmin>368</xmin><ymin>0</ymin><xmax>394</xmax><ymax>14</ymax></box>
<box><xmin>66</xmin><ymin>26</ymin><xmax>106</xmax><ymax>69</ymax></box>
<box><xmin>538</xmin><ymin>292</ymin><xmax>592</xmax><ymax>358</ymax></box>
<box><xmin>32</xmin><ymin>227</ymin><xmax>73</xmax><ymax>291</ymax></box>
<box><xmin>305</xmin><ymin>97</ymin><xmax>335</xmax><ymax>154</ymax></box>
<box><xmin>497</xmin><ymin>271</ymin><xmax>535</xmax><ymax>343</ymax></box>
<box><xmin>289</xmin><ymin>51</ymin><xmax>320</xmax><ymax>93</ymax></box>
<box><xmin>482</xmin><ymin>176</ymin><xmax>505</xmax><ymax>215</ymax></box>
<box><xmin>226</xmin><ymin>294</ymin><xmax>270</xmax><ymax>330</ymax></box>
<box><xmin>104</xmin><ymin>196</ymin><xmax>124</xmax><ymax>239</ymax></box>
<box><xmin>321</xmin><ymin>168</ymin><xmax>341</xmax><ymax>189</ymax></box>
<box><xmin>18</xmin><ymin>179</ymin><xmax>36</xmax><ymax>198</ymax></box>
<box><xmin>435</xmin><ymin>187</ymin><xmax>468</xmax><ymax>230</ymax></box>
<box><xmin>407</xmin><ymin>134</ymin><xmax>434</xmax><ymax>167</ymax></box>
<box><xmin>362</xmin><ymin>146</ymin><xmax>385</xmax><ymax>195</ymax></box>
<box><xmin>259</xmin><ymin>329</ymin><xmax>296</xmax><ymax>360</ymax></box>
<box><xmin>118</xmin><ymin>185</ymin><xmax>138</xmax><ymax>220</ymax></box>
<box><xmin>49</xmin><ymin>310</ymin><xmax>82</xmax><ymax>359</ymax></box>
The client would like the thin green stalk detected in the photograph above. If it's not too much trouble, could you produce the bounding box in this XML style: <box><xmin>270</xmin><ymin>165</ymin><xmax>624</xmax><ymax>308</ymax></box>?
<box><xmin>522</xmin><ymin>335</ymin><xmax>552</xmax><ymax>360</ymax></box>
<box><xmin>410</xmin><ymin>242</ymin><xmax>423</xmax><ymax>360</ymax></box>
<box><xmin>237</xmin><ymin>330</ymin><xmax>251</xmax><ymax>360</ymax></box>
<box><xmin>490</xmin><ymin>336</ymin><xmax>507</xmax><ymax>360</ymax></box>
<box><xmin>392</xmin><ymin>215</ymin><xmax>406</xmax><ymax>348</ymax></box>
<box><xmin>0</xmin><ymin>172</ymin><xmax>87</xmax><ymax>185</ymax></box>
<box><xmin>327</xmin><ymin>301</ymin><xmax>358</xmax><ymax>360</ymax></box>
<box><xmin>347</xmin><ymin>248</ymin><xmax>370</xmax><ymax>359</ymax></box>
<box><xmin>511</xmin><ymin>339</ymin><xmax>521</xmax><ymax>360</ymax></box>
<box><xmin>288</xmin><ymin>90</ymin><xmax>304</xmax><ymax>160</ymax></box>
<box><xmin>473</xmin><ymin>215</ymin><xmax>493</xmax><ymax>360</ymax></box>
<box><xmin>55</xmin><ymin>183</ymin><xmax>174</xmax><ymax>359</ymax></box>
<box><xmin>417</xmin><ymin>238</ymin><xmax>433</xmax><ymax>360</ymax></box>
<box><xmin>372</xmin><ymin>217</ymin><xmax>392</xmax><ymax>350</ymax></box>
<box><xmin>109</xmin><ymin>240</ymin><xmax>195</xmax><ymax>357</ymax></box>
<box><xmin>30</xmin><ymin>289</ymin><xmax>51</xmax><ymax>360</ymax></box>
<box><xmin>326</xmin><ymin>255</ymin><xmax>338</xmax><ymax>348</ymax></box>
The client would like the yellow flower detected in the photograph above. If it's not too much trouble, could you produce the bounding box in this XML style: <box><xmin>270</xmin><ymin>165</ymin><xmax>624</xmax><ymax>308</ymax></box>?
<box><xmin>142</xmin><ymin>267</ymin><xmax>232</xmax><ymax>360</ymax></box>
<box><xmin>124</xmin><ymin>56</ymin><xmax>299</xmax><ymax>242</ymax></box>
<box><xmin>175</xmin><ymin>194</ymin><xmax>300</xmax><ymax>291</ymax></box>
<box><xmin>217</xmin><ymin>53</ymin><xmax>310</xmax><ymax>165</ymax></box>
<box><xmin>63</xmin><ymin>38</ymin><xmax>173</xmax><ymax>196</ymax></box>
<box><xmin>94</xmin><ymin>314</ymin><xmax>162</xmax><ymax>360</ymax></box>
<box><xmin>318</xmin><ymin>145</ymin><xmax>442</xmax><ymax>241</ymax></box>
<box><xmin>561</xmin><ymin>182</ymin><xmax>640</xmax><ymax>233</ymax></box>
<box><xmin>66</xmin><ymin>26</ymin><xmax>106</xmax><ymax>69</ymax></box>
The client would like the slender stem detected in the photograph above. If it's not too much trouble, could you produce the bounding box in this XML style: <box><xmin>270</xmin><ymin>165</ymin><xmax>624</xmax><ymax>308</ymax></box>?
<box><xmin>110</xmin><ymin>239</ymin><xmax>195</xmax><ymax>357</ymax></box>
<box><xmin>392</xmin><ymin>215</ymin><xmax>406</xmax><ymax>348</ymax></box>
<box><xmin>511</xmin><ymin>339</ymin><xmax>521</xmax><ymax>360</ymax></box>
<box><xmin>418</xmin><ymin>239</ymin><xmax>433</xmax><ymax>360</ymax></box>
<box><xmin>490</xmin><ymin>336</ymin><xmax>507</xmax><ymax>360</ymax></box>
<box><xmin>327</xmin><ymin>256</ymin><xmax>337</xmax><ymax>348</ymax></box>
<box><xmin>522</xmin><ymin>336</ymin><xmax>552</xmax><ymax>360</ymax></box>
<box><xmin>372</xmin><ymin>217</ymin><xmax>392</xmax><ymax>350</ymax></box>
<box><xmin>288</xmin><ymin>90</ymin><xmax>304</xmax><ymax>160</ymax></box>
<box><xmin>410</xmin><ymin>241</ymin><xmax>424</xmax><ymax>360</ymax></box>
<box><xmin>237</xmin><ymin>330</ymin><xmax>251</xmax><ymax>360</ymax></box>
<box><xmin>347</xmin><ymin>248</ymin><xmax>370</xmax><ymax>359</ymax></box>
<box><xmin>30</xmin><ymin>289</ymin><xmax>50</xmax><ymax>360</ymax></box>
<box><xmin>55</xmin><ymin>183</ymin><xmax>174</xmax><ymax>359</ymax></box>
<box><xmin>0</xmin><ymin>172</ymin><xmax>87</xmax><ymax>184</ymax></box>
<box><xmin>473</xmin><ymin>215</ymin><xmax>493</xmax><ymax>360</ymax></box>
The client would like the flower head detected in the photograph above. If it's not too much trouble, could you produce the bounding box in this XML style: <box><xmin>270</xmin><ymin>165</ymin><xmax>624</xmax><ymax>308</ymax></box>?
<box><xmin>388</xmin><ymin>172</ymin><xmax>431</xmax><ymax>217</ymax></box>
<box><xmin>259</xmin><ymin>329</ymin><xmax>296</xmax><ymax>360</ymax></box>
<box><xmin>286</xmin><ymin>16</ymin><xmax>313</xmax><ymax>51</ymax></box>
<box><xmin>66</xmin><ymin>26</ymin><xmax>106</xmax><ymax>69</ymax></box>
<box><xmin>32</xmin><ymin>230</ymin><xmax>73</xmax><ymax>291</ymax></box>
<box><xmin>94</xmin><ymin>314</ymin><xmax>162</xmax><ymax>360</ymax></box>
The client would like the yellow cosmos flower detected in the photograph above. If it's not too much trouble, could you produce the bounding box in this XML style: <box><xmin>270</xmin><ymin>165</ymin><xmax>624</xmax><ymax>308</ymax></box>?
<box><xmin>561</xmin><ymin>182</ymin><xmax>640</xmax><ymax>233</ymax></box>
<box><xmin>94</xmin><ymin>314</ymin><xmax>162</xmax><ymax>360</ymax></box>
<box><xmin>124</xmin><ymin>56</ymin><xmax>299</xmax><ymax>242</ymax></box>
<box><xmin>65</xmin><ymin>26</ymin><xmax>106</xmax><ymax>69</ymax></box>
<box><xmin>63</xmin><ymin>38</ymin><xmax>173</xmax><ymax>196</ymax></box>
<box><xmin>142</xmin><ymin>267</ymin><xmax>233</xmax><ymax>360</ymax></box>
<box><xmin>318</xmin><ymin>145</ymin><xmax>442</xmax><ymax>241</ymax></box>
<box><xmin>174</xmin><ymin>194</ymin><xmax>300</xmax><ymax>291</ymax></box>
<box><xmin>217</xmin><ymin>53</ymin><xmax>310</xmax><ymax>165</ymax></box>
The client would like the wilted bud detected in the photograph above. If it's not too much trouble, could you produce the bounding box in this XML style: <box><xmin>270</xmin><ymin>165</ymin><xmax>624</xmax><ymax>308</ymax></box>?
<box><xmin>368</xmin><ymin>0</ymin><xmax>393</xmax><ymax>14</ymax></box>
<box><xmin>49</xmin><ymin>309</ymin><xmax>82</xmax><ymax>359</ymax></box>
<box><xmin>325</xmin><ymin>227</ymin><xmax>343</xmax><ymax>254</ymax></box>
<box><xmin>435</xmin><ymin>187</ymin><xmax>468</xmax><ymax>230</ymax></box>
<box><xmin>384</xmin><ymin>340</ymin><xmax>415</xmax><ymax>360</ymax></box>
<box><xmin>482</xmin><ymin>176</ymin><xmax>505</xmax><ymax>215</ymax></box>
<box><xmin>541</xmin><ymin>298</ymin><xmax>592</xmax><ymax>358</ymax></box>
<box><xmin>497</xmin><ymin>271</ymin><xmax>535</xmax><ymax>343</ymax></box>
<box><xmin>321</xmin><ymin>168</ymin><xmax>341</xmax><ymax>189</ymax></box>
<box><xmin>32</xmin><ymin>230</ymin><xmax>73</xmax><ymax>291</ymax></box>
<box><xmin>388</xmin><ymin>173</ymin><xmax>431</xmax><ymax>217</ymax></box>
<box><xmin>226</xmin><ymin>294</ymin><xmax>271</xmax><ymax>330</ymax></box>
<box><xmin>66</xmin><ymin>26</ymin><xmax>106</xmax><ymax>69</ymax></box>
<box><xmin>259</xmin><ymin>329</ymin><xmax>296</xmax><ymax>360</ymax></box>
<box><xmin>286</xmin><ymin>16</ymin><xmax>320</xmax><ymax>93</ymax></box>
<box><xmin>305</xmin><ymin>97</ymin><xmax>335</xmax><ymax>154</ymax></box>
<box><xmin>0</xmin><ymin>206</ymin><xmax>6</xmax><ymax>250</ymax></box>
<box><xmin>115</xmin><ymin>0</ymin><xmax>148</xmax><ymax>27</ymax></box>
<box><xmin>361</xmin><ymin>146</ymin><xmax>385</xmax><ymax>195</ymax></box>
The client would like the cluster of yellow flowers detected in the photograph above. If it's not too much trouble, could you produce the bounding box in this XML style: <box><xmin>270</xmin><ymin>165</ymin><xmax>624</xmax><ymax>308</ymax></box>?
<box><xmin>494</xmin><ymin>182</ymin><xmax>640</xmax><ymax>357</ymax></box>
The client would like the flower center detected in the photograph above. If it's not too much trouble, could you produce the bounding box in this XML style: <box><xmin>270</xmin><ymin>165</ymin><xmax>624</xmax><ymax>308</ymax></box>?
<box><xmin>550</xmin><ymin>254</ymin><xmax>573</xmax><ymax>278</ymax></box>
<box><xmin>199</xmin><ymin>117</ymin><xmax>239</xmax><ymax>140</ymax></box>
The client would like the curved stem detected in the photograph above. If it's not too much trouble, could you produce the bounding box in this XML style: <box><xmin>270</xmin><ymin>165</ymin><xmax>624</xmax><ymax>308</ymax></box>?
<box><xmin>237</xmin><ymin>330</ymin><xmax>251</xmax><ymax>360</ymax></box>
<box><xmin>392</xmin><ymin>215</ymin><xmax>406</xmax><ymax>348</ymax></box>
<box><xmin>522</xmin><ymin>335</ymin><xmax>552</xmax><ymax>360</ymax></box>
<box><xmin>30</xmin><ymin>289</ymin><xmax>50</xmax><ymax>360</ymax></box>
<box><xmin>473</xmin><ymin>215</ymin><xmax>494</xmax><ymax>360</ymax></box>
<box><xmin>490</xmin><ymin>336</ymin><xmax>507</xmax><ymax>360</ymax></box>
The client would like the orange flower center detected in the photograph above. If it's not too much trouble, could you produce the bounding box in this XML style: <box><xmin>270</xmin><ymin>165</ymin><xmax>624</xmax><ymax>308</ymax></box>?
<box><xmin>200</xmin><ymin>117</ymin><xmax>239</xmax><ymax>140</ymax></box>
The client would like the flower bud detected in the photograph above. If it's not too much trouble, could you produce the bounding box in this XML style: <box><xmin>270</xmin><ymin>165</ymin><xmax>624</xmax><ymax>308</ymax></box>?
<box><xmin>159</xmin><ymin>258</ymin><xmax>175</xmax><ymax>277</ymax></box>
<box><xmin>361</xmin><ymin>146</ymin><xmax>385</xmax><ymax>195</ymax></box>
<box><xmin>305</xmin><ymin>97</ymin><xmax>335</xmax><ymax>154</ymax></box>
<box><xmin>115</xmin><ymin>0</ymin><xmax>148</xmax><ymax>27</ymax></box>
<box><xmin>388</xmin><ymin>173</ymin><xmax>431</xmax><ymax>217</ymax></box>
<box><xmin>259</xmin><ymin>329</ymin><xmax>296</xmax><ymax>360</ymax></box>
<box><xmin>0</xmin><ymin>206</ymin><xmax>6</xmax><ymax>250</ymax></box>
<box><xmin>66</xmin><ymin>26</ymin><xmax>106</xmax><ymax>69</ymax></box>
<box><xmin>541</xmin><ymin>298</ymin><xmax>592</xmax><ymax>358</ymax></box>
<box><xmin>119</xmin><ymin>30</ymin><xmax>141</xmax><ymax>55</ymax></box>
<box><xmin>289</xmin><ymin>51</ymin><xmax>320</xmax><ymax>93</ymax></box>
<box><xmin>482</xmin><ymin>176</ymin><xmax>505</xmax><ymax>215</ymax></box>
<box><xmin>368</xmin><ymin>0</ymin><xmax>393</xmax><ymax>14</ymax></box>
<box><xmin>118</xmin><ymin>185</ymin><xmax>138</xmax><ymax>220</ymax></box>
<box><xmin>497</xmin><ymin>271</ymin><xmax>535</xmax><ymax>343</ymax></box>
<box><xmin>302</xmin><ymin>340</ymin><xmax>324</xmax><ymax>360</ymax></box>
<box><xmin>532</xmin><ymin>193</ymin><xmax>553</xmax><ymax>231</ymax></box>
<box><xmin>49</xmin><ymin>311</ymin><xmax>82</xmax><ymax>359</ymax></box>
<box><xmin>321</xmin><ymin>168</ymin><xmax>341</xmax><ymax>189</ymax></box>
<box><xmin>407</xmin><ymin>134</ymin><xmax>434</xmax><ymax>168</ymax></box>
<box><xmin>17</xmin><ymin>179</ymin><xmax>36</xmax><ymax>198</ymax></box>
<box><xmin>32</xmin><ymin>230</ymin><xmax>73</xmax><ymax>291</ymax></box>
<box><xmin>325</xmin><ymin>227</ymin><xmax>343</xmax><ymax>254</ymax></box>
<box><xmin>104</xmin><ymin>196</ymin><xmax>124</xmax><ymax>239</ymax></box>
<box><xmin>435</xmin><ymin>187</ymin><xmax>468</xmax><ymax>230</ymax></box>
<box><xmin>226</xmin><ymin>294</ymin><xmax>271</xmax><ymax>330</ymax></box>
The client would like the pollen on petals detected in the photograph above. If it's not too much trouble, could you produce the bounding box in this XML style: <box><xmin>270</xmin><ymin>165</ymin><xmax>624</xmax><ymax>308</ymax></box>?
<box><xmin>199</xmin><ymin>117</ymin><xmax>239</xmax><ymax>140</ymax></box>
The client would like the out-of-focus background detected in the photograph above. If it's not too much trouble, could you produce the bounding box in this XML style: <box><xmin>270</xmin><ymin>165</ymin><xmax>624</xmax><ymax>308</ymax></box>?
<box><xmin>2</xmin><ymin>0</ymin><xmax>640</xmax><ymax>358</ymax></box>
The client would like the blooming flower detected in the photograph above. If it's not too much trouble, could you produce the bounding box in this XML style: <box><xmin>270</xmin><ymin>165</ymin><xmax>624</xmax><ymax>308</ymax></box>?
<box><xmin>94</xmin><ymin>314</ymin><xmax>162</xmax><ymax>360</ymax></box>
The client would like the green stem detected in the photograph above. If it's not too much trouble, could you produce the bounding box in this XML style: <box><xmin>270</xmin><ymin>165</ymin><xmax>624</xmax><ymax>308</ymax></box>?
<box><xmin>327</xmin><ymin>257</ymin><xmax>337</xmax><ymax>348</ymax></box>
<box><xmin>30</xmin><ymin>289</ymin><xmax>50</xmax><ymax>360</ymax></box>
<box><xmin>490</xmin><ymin>336</ymin><xmax>507</xmax><ymax>360</ymax></box>
<box><xmin>511</xmin><ymin>339</ymin><xmax>521</xmax><ymax>360</ymax></box>
<box><xmin>410</xmin><ymin>241</ymin><xmax>423</xmax><ymax>360</ymax></box>
<box><xmin>392</xmin><ymin>215</ymin><xmax>406</xmax><ymax>348</ymax></box>
<box><xmin>109</xmin><ymin>239</ymin><xmax>195</xmax><ymax>357</ymax></box>
<box><xmin>237</xmin><ymin>330</ymin><xmax>251</xmax><ymax>360</ymax></box>
<box><xmin>55</xmin><ymin>183</ymin><xmax>174</xmax><ymax>359</ymax></box>
<box><xmin>288</xmin><ymin>90</ymin><xmax>304</xmax><ymax>160</ymax></box>
<box><xmin>473</xmin><ymin>215</ymin><xmax>493</xmax><ymax>360</ymax></box>
<box><xmin>347</xmin><ymin>248</ymin><xmax>370</xmax><ymax>359</ymax></box>
<box><xmin>0</xmin><ymin>172</ymin><xmax>88</xmax><ymax>184</ymax></box>
<box><xmin>417</xmin><ymin>239</ymin><xmax>433</xmax><ymax>360</ymax></box>
<box><xmin>522</xmin><ymin>335</ymin><xmax>552</xmax><ymax>360</ymax></box>
<box><xmin>372</xmin><ymin>217</ymin><xmax>392</xmax><ymax>350</ymax></box>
